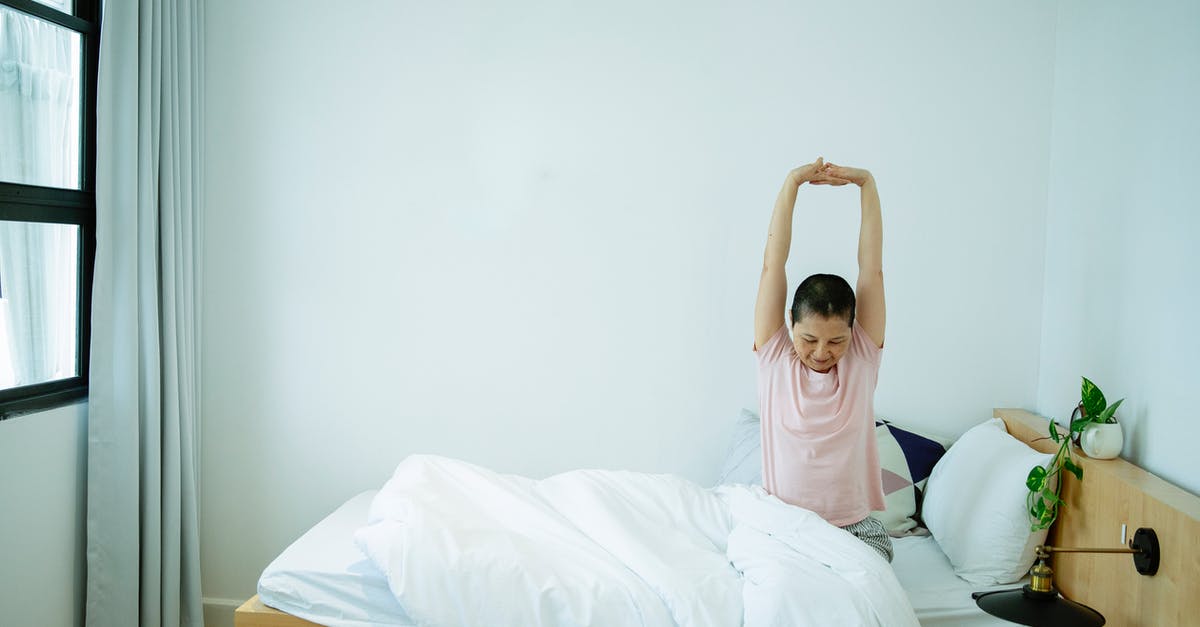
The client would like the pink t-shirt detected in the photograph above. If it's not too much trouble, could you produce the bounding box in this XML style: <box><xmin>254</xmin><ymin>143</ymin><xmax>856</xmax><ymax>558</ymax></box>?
<box><xmin>754</xmin><ymin>320</ymin><xmax>886</xmax><ymax>526</ymax></box>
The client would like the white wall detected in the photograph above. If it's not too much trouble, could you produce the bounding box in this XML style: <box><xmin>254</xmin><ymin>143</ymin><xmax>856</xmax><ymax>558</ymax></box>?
<box><xmin>0</xmin><ymin>403</ymin><xmax>86</xmax><ymax>626</ymax></box>
<box><xmin>201</xmin><ymin>0</ymin><xmax>1057</xmax><ymax>602</ymax></box>
<box><xmin>1037</xmin><ymin>0</ymin><xmax>1200</xmax><ymax>496</ymax></box>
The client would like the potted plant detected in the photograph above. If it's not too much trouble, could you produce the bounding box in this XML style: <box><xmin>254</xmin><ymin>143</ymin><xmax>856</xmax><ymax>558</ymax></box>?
<box><xmin>1025</xmin><ymin>377</ymin><xmax>1125</xmax><ymax>531</ymax></box>
<box><xmin>1076</xmin><ymin>377</ymin><xmax>1125</xmax><ymax>460</ymax></box>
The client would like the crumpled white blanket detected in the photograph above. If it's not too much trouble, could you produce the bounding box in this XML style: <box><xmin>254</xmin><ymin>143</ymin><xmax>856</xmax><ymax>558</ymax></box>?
<box><xmin>354</xmin><ymin>455</ymin><xmax>919</xmax><ymax>627</ymax></box>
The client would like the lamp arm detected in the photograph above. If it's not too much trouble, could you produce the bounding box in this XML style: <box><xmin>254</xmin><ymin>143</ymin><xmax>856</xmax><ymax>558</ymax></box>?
<box><xmin>1036</xmin><ymin>527</ymin><xmax>1160</xmax><ymax>576</ymax></box>
<box><xmin>1040</xmin><ymin>546</ymin><xmax>1139</xmax><ymax>554</ymax></box>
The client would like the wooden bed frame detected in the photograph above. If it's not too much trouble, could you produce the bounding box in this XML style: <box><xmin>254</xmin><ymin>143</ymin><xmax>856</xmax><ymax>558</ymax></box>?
<box><xmin>234</xmin><ymin>595</ymin><xmax>323</xmax><ymax>627</ymax></box>
<box><xmin>235</xmin><ymin>407</ymin><xmax>1200</xmax><ymax>627</ymax></box>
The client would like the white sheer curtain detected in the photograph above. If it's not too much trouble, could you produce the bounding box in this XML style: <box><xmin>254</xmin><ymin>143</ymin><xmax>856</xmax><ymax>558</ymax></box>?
<box><xmin>0</xmin><ymin>296</ymin><xmax>15</xmax><ymax>387</ymax></box>
<box><xmin>87</xmin><ymin>0</ymin><xmax>205</xmax><ymax>625</ymax></box>
<box><xmin>0</xmin><ymin>222</ymin><xmax>78</xmax><ymax>386</ymax></box>
<box><xmin>0</xmin><ymin>4</ymin><xmax>80</xmax><ymax>187</ymax></box>
<box><xmin>0</xmin><ymin>6</ymin><xmax>81</xmax><ymax>388</ymax></box>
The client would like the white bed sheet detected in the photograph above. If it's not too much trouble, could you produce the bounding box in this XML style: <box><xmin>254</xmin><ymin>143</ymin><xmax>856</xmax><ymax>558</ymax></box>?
<box><xmin>259</xmin><ymin>492</ymin><xmax>1020</xmax><ymax>627</ymax></box>
<box><xmin>258</xmin><ymin>491</ymin><xmax>414</xmax><ymax>627</ymax></box>
<box><xmin>891</xmin><ymin>535</ymin><xmax>1022</xmax><ymax>627</ymax></box>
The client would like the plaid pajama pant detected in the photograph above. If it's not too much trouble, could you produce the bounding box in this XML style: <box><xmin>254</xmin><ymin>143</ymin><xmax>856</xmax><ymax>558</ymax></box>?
<box><xmin>840</xmin><ymin>516</ymin><xmax>894</xmax><ymax>562</ymax></box>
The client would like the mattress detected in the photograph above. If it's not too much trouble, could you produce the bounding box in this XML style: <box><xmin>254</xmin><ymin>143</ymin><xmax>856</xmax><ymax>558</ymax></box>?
<box><xmin>258</xmin><ymin>491</ymin><xmax>414</xmax><ymax>627</ymax></box>
<box><xmin>259</xmin><ymin>492</ymin><xmax>1018</xmax><ymax>626</ymax></box>
<box><xmin>891</xmin><ymin>535</ymin><xmax>1019</xmax><ymax>627</ymax></box>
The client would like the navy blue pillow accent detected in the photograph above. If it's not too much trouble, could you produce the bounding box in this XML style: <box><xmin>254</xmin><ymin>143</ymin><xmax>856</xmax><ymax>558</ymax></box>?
<box><xmin>884</xmin><ymin>423</ymin><xmax>947</xmax><ymax>485</ymax></box>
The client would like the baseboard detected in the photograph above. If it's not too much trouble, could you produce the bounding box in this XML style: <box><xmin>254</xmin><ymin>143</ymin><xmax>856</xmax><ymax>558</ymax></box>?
<box><xmin>203</xmin><ymin>597</ymin><xmax>242</xmax><ymax>627</ymax></box>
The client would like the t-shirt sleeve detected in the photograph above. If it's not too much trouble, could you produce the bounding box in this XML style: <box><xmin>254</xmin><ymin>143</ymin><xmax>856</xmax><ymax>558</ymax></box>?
<box><xmin>754</xmin><ymin>324</ymin><xmax>791</xmax><ymax>366</ymax></box>
<box><xmin>849</xmin><ymin>319</ymin><xmax>882</xmax><ymax>366</ymax></box>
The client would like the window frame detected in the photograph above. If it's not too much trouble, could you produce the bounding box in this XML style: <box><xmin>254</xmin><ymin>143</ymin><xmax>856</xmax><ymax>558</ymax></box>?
<box><xmin>0</xmin><ymin>0</ymin><xmax>100</xmax><ymax>419</ymax></box>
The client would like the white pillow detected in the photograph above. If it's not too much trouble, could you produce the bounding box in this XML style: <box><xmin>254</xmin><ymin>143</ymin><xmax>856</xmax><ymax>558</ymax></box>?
<box><xmin>921</xmin><ymin>418</ymin><xmax>1053</xmax><ymax>585</ymax></box>
<box><xmin>715</xmin><ymin>408</ymin><xmax>762</xmax><ymax>486</ymax></box>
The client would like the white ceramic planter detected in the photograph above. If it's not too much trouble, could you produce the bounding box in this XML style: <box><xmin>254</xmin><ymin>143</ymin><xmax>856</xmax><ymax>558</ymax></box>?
<box><xmin>1081</xmin><ymin>422</ymin><xmax>1123</xmax><ymax>459</ymax></box>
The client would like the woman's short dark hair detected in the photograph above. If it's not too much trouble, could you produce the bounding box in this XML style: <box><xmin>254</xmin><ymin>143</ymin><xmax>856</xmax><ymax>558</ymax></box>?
<box><xmin>790</xmin><ymin>274</ymin><xmax>855</xmax><ymax>327</ymax></box>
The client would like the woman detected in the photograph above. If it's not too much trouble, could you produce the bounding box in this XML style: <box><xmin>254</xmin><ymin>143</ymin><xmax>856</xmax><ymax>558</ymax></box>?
<box><xmin>753</xmin><ymin>157</ymin><xmax>892</xmax><ymax>562</ymax></box>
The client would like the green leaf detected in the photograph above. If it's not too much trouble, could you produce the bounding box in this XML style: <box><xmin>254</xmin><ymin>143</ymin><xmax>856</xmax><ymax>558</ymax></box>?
<box><xmin>1081</xmin><ymin>377</ymin><xmax>1106</xmax><ymax>420</ymax></box>
<box><xmin>1063</xmin><ymin>457</ymin><xmax>1083</xmax><ymax>481</ymax></box>
<box><xmin>1095</xmin><ymin>398</ymin><xmax>1125</xmax><ymax>424</ymax></box>
<box><xmin>1028</xmin><ymin>490</ymin><xmax>1056</xmax><ymax>530</ymax></box>
<box><xmin>1048</xmin><ymin>420</ymin><xmax>1061</xmax><ymax>442</ymax></box>
<box><xmin>1041</xmin><ymin>489</ymin><xmax>1061</xmax><ymax>505</ymax></box>
<box><xmin>1026</xmin><ymin>466</ymin><xmax>1047</xmax><ymax>491</ymax></box>
<box><xmin>1070</xmin><ymin>417</ymin><xmax>1092</xmax><ymax>434</ymax></box>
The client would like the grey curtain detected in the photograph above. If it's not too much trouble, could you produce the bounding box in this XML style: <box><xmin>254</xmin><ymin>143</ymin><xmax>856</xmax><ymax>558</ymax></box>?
<box><xmin>87</xmin><ymin>0</ymin><xmax>204</xmax><ymax>625</ymax></box>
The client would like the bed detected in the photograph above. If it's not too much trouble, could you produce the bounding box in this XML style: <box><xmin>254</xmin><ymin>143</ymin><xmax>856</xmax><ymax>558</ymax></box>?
<box><xmin>235</xmin><ymin>408</ymin><xmax>1200</xmax><ymax>626</ymax></box>
<box><xmin>238</xmin><ymin>490</ymin><xmax>1016</xmax><ymax>627</ymax></box>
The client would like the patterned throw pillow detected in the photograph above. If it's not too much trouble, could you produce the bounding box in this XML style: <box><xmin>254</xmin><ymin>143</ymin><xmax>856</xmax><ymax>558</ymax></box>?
<box><xmin>872</xmin><ymin>419</ymin><xmax>952</xmax><ymax>535</ymax></box>
<box><xmin>715</xmin><ymin>410</ymin><xmax>951</xmax><ymax>535</ymax></box>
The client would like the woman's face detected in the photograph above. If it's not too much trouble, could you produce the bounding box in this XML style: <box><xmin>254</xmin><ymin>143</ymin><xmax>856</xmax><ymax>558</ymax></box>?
<box><xmin>791</xmin><ymin>314</ymin><xmax>852</xmax><ymax>372</ymax></box>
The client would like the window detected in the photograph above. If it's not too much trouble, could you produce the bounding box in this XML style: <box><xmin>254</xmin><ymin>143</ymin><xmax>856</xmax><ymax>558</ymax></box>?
<box><xmin>0</xmin><ymin>0</ymin><xmax>98</xmax><ymax>417</ymax></box>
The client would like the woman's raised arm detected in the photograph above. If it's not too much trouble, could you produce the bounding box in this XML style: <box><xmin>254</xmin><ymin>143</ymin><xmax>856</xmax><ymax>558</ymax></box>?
<box><xmin>755</xmin><ymin>158</ymin><xmax>825</xmax><ymax>349</ymax></box>
<box><xmin>814</xmin><ymin>163</ymin><xmax>884</xmax><ymax>348</ymax></box>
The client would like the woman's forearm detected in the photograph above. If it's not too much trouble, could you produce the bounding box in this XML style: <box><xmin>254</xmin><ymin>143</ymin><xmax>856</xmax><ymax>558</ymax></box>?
<box><xmin>857</xmin><ymin>176</ymin><xmax>882</xmax><ymax>274</ymax></box>
<box><xmin>765</xmin><ymin>175</ymin><xmax>802</xmax><ymax>269</ymax></box>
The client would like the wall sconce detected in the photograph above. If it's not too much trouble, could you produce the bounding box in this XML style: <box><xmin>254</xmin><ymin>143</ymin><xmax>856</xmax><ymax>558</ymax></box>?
<box><xmin>971</xmin><ymin>527</ymin><xmax>1159</xmax><ymax>626</ymax></box>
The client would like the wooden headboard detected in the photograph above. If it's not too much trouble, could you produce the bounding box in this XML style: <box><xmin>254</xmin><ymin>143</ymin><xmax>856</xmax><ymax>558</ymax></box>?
<box><xmin>995</xmin><ymin>408</ymin><xmax>1200</xmax><ymax>627</ymax></box>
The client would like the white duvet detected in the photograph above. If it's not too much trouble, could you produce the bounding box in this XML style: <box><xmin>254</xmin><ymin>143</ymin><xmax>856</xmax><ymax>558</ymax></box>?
<box><xmin>354</xmin><ymin>455</ymin><xmax>919</xmax><ymax>627</ymax></box>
